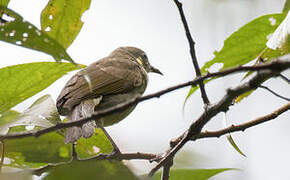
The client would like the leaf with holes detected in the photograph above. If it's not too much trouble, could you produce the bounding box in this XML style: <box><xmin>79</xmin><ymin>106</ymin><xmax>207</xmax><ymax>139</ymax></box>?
<box><xmin>185</xmin><ymin>13</ymin><xmax>286</xmax><ymax>103</ymax></box>
<box><xmin>0</xmin><ymin>62</ymin><xmax>81</xmax><ymax>113</ymax></box>
<box><xmin>0</xmin><ymin>6</ymin><xmax>74</xmax><ymax>62</ymax></box>
<box><xmin>41</xmin><ymin>0</ymin><xmax>92</xmax><ymax>49</ymax></box>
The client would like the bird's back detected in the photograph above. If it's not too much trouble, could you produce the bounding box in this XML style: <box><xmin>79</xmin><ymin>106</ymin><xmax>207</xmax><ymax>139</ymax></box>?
<box><xmin>56</xmin><ymin>56</ymin><xmax>148</xmax><ymax>116</ymax></box>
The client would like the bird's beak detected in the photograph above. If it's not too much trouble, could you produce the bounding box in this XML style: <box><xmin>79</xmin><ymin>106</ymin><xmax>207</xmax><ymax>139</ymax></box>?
<box><xmin>150</xmin><ymin>65</ymin><xmax>163</xmax><ymax>75</ymax></box>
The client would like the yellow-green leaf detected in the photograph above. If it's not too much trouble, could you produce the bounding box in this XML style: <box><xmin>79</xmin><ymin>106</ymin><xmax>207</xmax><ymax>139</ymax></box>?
<box><xmin>41</xmin><ymin>0</ymin><xmax>92</xmax><ymax>49</ymax></box>
<box><xmin>0</xmin><ymin>62</ymin><xmax>81</xmax><ymax>113</ymax></box>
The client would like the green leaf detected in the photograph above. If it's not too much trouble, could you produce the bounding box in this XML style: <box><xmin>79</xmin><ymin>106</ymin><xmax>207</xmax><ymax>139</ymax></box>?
<box><xmin>41</xmin><ymin>0</ymin><xmax>92</xmax><ymax>49</ymax></box>
<box><xmin>0</xmin><ymin>0</ymin><xmax>9</xmax><ymax>7</ymax></box>
<box><xmin>43</xmin><ymin>160</ymin><xmax>138</xmax><ymax>180</ymax></box>
<box><xmin>4</xmin><ymin>132</ymin><xmax>71</xmax><ymax>168</ymax></box>
<box><xmin>185</xmin><ymin>13</ymin><xmax>286</xmax><ymax>102</ymax></box>
<box><xmin>76</xmin><ymin>128</ymin><xmax>113</xmax><ymax>158</ymax></box>
<box><xmin>283</xmin><ymin>0</ymin><xmax>290</xmax><ymax>13</ymax></box>
<box><xmin>0</xmin><ymin>6</ymin><xmax>74</xmax><ymax>62</ymax></box>
<box><xmin>202</xmin><ymin>14</ymin><xmax>285</xmax><ymax>73</ymax></box>
<box><xmin>227</xmin><ymin>135</ymin><xmax>246</xmax><ymax>157</ymax></box>
<box><xmin>153</xmin><ymin>168</ymin><xmax>236</xmax><ymax>180</ymax></box>
<box><xmin>0</xmin><ymin>62</ymin><xmax>80</xmax><ymax>113</ymax></box>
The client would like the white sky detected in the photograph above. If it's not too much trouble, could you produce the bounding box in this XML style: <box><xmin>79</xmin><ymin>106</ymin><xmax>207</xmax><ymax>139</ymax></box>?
<box><xmin>1</xmin><ymin>0</ymin><xmax>289</xmax><ymax>179</ymax></box>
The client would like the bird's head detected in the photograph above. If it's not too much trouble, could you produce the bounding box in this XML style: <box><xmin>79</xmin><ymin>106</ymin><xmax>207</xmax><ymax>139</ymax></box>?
<box><xmin>110</xmin><ymin>46</ymin><xmax>163</xmax><ymax>75</ymax></box>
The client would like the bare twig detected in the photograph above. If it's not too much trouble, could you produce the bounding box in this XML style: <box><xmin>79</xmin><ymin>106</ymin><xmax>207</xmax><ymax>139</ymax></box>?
<box><xmin>195</xmin><ymin>102</ymin><xmax>290</xmax><ymax>139</ymax></box>
<box><xmin>149</xmin><ymin>60</ymin><xmax>290</xmax><ymax>176</ymax></box>
<box><xmin>81</xmin><ymin>152</ymin><xmax>157</xmax><ymax>162</ymax></box>
<box><xmin>259</xmin><ymin>85</ymin><xmax>290</xmax><ymax>101</ymax></box>
<box><xmin>173</xmin><ymin>0</ymin><xmax>210</xmax><ymax>105</ymax></box>
<box><xmin>0</xmin><ymin>59</ymin><xmax>289</xmax><ymax>141</ymax></box>
<box><xmin>279</xmin><ymin>74</ymin><xmax>290</xmax><ymax>84</ymax></box>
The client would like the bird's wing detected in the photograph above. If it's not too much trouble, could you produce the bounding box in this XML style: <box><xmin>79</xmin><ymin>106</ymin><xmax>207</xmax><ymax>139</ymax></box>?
<box><xmin>56</xmin><ymin>58</ymin><xmax>145</xmax><ymax>115</ymax></box>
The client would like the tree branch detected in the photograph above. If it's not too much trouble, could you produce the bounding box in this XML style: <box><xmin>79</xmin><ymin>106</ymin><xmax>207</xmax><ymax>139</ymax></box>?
<box><xmin>173</xmin><ymin>0</ymin><xmax>210</xmax><ymax>105</ymax></box>
<box><xmin>149</xmin><ymin>131</ymin><xmax>188</xmax><ymax>177</ymax></box>
<box><xmin>194</xmin><ymin>102</ymin><xmax>290</xmax><ymax>139</ymax></box>
<box><xmin>32</xmin><ymin>152</ymin><xmax>157</xmax><ymax>176</ymax></box>
<box><xmin>149</xmin><ymin>57</ymin><xmax>290</xmax><ymax>176</ymax></box>
<box><xmin>0</xmin><ymin>59</ymin><xmax>289</xmax><ymax>141</ymax></box>
<box><xmin>161</xmin><ymin>157</ymin><xmax>173</xmax><ymax>180</ymax></box>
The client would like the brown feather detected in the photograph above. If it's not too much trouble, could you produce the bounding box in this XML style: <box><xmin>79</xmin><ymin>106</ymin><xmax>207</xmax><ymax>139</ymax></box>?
<box><xmin>56</xmin><ymin>57</ymin><xmax>145</xmax><ymax>116</ymax></box>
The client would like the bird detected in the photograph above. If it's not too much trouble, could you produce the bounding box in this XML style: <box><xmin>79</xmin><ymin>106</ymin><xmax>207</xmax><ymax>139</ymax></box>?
<box><xmin>56</xmin><ymin>47</ymin><xmax>162</xmax><ymax>152</ymax></box>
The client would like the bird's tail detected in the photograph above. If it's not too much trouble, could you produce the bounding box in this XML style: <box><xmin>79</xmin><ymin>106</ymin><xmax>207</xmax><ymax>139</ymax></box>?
<box><xmin>64</xmin><ymin>99</ymin><xmax>100</xmax><ymax>144</ymax></box>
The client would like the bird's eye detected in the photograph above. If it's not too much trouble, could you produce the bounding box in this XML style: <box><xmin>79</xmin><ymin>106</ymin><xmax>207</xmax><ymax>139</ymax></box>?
<box><xmin>142</xmin><ymin>53</ymin><xmax>148</xmax><ymax>60</ymax></box>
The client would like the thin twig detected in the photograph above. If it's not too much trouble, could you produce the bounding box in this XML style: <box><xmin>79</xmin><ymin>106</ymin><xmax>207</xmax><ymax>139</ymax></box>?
<box><xmin>0</xmin><ymin>59</ymin><xmax>289</xmax><ymax>141</ymax></box>
<box><xmin>195</xmin><ymin>102</ymin><xmax>290</xmax><ymax>139</ymax></box>
<box><xmin>279</xmin><ymin>74</ymin><xmax>290</xmax><ymax>84</ymax></box>
<box><xmin>259</xmin><ymin>85</ymin><xmax>290</xmax><ymax>101</ymax></box>
<box><xmin>173</xmin><ymin>0</ymin><xmax>210</xmax><ymax>105</ymax></box>
<box><xmin>149</xmin><ymin>62</ymin><xmax>290</xmax><ymax>176</ymax></box>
